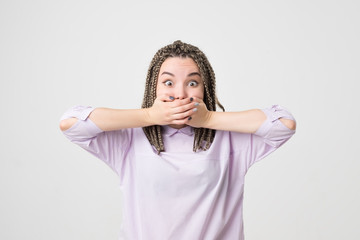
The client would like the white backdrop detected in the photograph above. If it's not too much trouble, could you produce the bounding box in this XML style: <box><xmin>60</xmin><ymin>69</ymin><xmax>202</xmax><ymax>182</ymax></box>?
<box><xmin>1</xmin><ymin>0</ymin><xmax>359</xmax><ymax>239</ymax></box>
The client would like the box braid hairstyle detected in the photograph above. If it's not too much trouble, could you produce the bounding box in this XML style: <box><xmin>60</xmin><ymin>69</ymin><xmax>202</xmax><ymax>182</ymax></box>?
<box><xmin>142</xmin><ymin>40</ymin><xmax>225</xmax><ymax>153</ymax></box>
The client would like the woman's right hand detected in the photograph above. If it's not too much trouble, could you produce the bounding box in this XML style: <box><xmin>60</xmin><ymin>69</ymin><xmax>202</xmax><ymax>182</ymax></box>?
<box><xmin>146</xmin><ymin>95</ymin><xmax>198</xmax><ymax>126</ymax></box>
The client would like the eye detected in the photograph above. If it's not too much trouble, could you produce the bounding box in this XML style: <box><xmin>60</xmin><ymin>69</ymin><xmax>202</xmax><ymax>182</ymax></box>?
<box><xmin>188</xmin><ymin>80</ymin><xmax>198</xmax><ymax>87</ymax></box>
<box><xmin>163</xmin><ymin>80</ymin><xmax>173</xmax><ymax>86</ymax></box>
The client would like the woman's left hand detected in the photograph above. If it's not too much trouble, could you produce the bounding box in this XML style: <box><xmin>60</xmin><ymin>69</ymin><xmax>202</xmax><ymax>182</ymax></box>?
<box><xmin>186</xmin><ymin>97</ymin><xmax>213</xmax><ymax>128</ymax></box>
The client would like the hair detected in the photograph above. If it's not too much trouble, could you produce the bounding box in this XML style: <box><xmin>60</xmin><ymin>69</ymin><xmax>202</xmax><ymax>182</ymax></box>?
<box><xmin>142</xmin><ymin>40</ymin><xmax>225</xmax><ymax>153</ymax></box>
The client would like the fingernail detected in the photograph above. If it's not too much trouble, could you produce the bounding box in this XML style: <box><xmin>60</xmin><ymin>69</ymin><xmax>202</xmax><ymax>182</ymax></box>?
<box><xmin>188</xmin><ymin>116</ymin><xmax>192</xmax><ymax>120</ymax></box>
<box><xmin>194</xmin><ymin>102</ymin><xmax>199</xmax><ymax>106</ymax></box>
<box><xmin>193</xmin><ymin>108</ymin><xmax>198</xmax><ymax>112</ymax></box>
<box><xmin>190</xmin><ymin>97</ymin><xmax>193</xmax><ymax>102</ymax></box>
<box><xmin>169</xmin><ymin>96</ymin><xmax>175</xmax><ymax>100</ymax></box>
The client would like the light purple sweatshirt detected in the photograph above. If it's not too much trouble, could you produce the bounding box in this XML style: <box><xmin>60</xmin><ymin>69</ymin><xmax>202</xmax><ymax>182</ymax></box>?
<box><xmin>60</xmin><ymin>104</ymin><xmax>296</xmax><ymax>240</ymax></box>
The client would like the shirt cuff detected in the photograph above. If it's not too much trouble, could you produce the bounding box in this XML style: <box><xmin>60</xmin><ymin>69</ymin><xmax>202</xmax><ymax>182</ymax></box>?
<box><xmin>254</xmin><ymin>104</ymin><xmax>296</xmax><ymax>137</ymax></box>
<box><xmin>60</xmin><ymin>105</ymin><xmax>103</xmax><ymax>139</ymax></box>
<box><xmin>60</xmin><ymin>105</ymin><xmax>95</xmax><ymax>121</ymax></box>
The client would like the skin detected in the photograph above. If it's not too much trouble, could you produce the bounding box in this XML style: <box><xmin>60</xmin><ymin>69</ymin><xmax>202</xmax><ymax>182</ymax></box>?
<box><xmin>153</xmin><ymin>57</ymin><xmax>204</xmax><ymax>129</ymax></box>
<box><xmin>59</xmin><ymin>57</ymin><xmax>296</xmax><ymax>132</ymax></box>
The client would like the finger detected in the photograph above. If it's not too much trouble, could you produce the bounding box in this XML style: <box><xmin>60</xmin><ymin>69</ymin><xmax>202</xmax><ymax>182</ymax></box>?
<box><xmin>171</xmin><ymin>107</ymin><xmax>197</xmax><ymax>120</ymax></box>
<box><xmin>169</xmin><ymin>97</ymin><xmax>199</xmax><ymax>107</ymax></box>
<box><xmin>190</xmin><ymin>97</ymin><xmax>204</xmax><ymax>104</ymax></box>
<box><xmin>173</xmin><ymin>97</ymin><xmax>200</xmax><ymax>110</ymax></box>
<box><xmin>156</xmin><ymin>94</ymin><xmax>175</xmax><ymax>102</ymax></box>
<box><xmin>166</xmin><ymin>98</ymin><xmax>187</xmax><ymax>107</ymax></box>
<box><xmin>171</xmin><ymin>101</ymin><xmax>199</xmax><ymax>114</ymax></box>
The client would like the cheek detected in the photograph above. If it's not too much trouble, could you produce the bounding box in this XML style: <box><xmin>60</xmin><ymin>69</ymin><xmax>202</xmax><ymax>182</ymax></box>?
<box><xmin>155</xmin><ymin>81</ymin><xmax>163</xmax><ymax>97</ymax></box>
<box><xmin>190</xmin><ymin>88</ymin><xmax>204</xmax><ymax>99</ymax></box>
<box><xmin>155</xmin><ymin>86</ymin><xmax>160</xmax><ymax>97</ymax></box>
<box><xmin>156</xmin><ymin>85</ymin><xmax>167</xmax><ymax>97</ymax></box>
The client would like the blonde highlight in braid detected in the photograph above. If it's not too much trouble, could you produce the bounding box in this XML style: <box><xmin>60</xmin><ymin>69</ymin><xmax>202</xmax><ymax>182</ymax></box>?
<box><xmin>142</xmin><ymin>40</ymin><xmax>225</xmax><ymax>153</ymax></box>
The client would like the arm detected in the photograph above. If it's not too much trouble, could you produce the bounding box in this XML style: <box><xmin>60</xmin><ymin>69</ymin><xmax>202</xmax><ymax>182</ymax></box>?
<box><xmin>204</xmin><ymin>110</ymin><xmax>267</xmax><ymax>133</ymax></box>
<box><xmin>59</xmin><ymin>108</ymin><xmax>152</xmax><ymax>132</ymax></box>
<box><xmin>187</xmin><ymin>98</ymin><xmax>296</xmax><ymax>133</ymax></box>
<box><xmin>59</xmin><ymin>105</ymin><xmax>134</xmax><ymax>179</ymax></box>
<box><xmin>59</xmin><ymin>95</ymin><xmax>199</xmax><ymax>132</ymax></box>
<box><xmin>204</xmin><ymin>110</ymin><xmax>296</xmax><ymax>133</ymax></box>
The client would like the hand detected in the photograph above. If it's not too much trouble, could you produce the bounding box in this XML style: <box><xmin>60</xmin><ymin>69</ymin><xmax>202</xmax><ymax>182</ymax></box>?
<box><xmin>185</xmin><ymin>97</ymin><xmax>213</xmax><ymax>128</ymax></box>
<box><xmin>145</xmin><ymin>95</ymin><xmax>199</xmax><ymax>126</ymax></box>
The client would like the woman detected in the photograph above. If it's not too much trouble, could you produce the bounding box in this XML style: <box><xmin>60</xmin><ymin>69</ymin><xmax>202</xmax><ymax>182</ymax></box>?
<box><xmin>60</xmin><ymin>40</ymin><xmax>296</xmax><ymax>240</ymax></box>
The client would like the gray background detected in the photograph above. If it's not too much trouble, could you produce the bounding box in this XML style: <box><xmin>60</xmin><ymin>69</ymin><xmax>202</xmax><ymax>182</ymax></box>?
<box><xmin>1</xmin><ymin>0</ymin><xmax>359</xmax><ymax>239</ymax></box>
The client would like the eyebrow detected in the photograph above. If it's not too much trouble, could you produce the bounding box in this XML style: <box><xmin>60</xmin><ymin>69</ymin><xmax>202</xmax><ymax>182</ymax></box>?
<box><xmin>187</xmin><ymin>72</ymin><xmax>201</xmax><ymax>77</ymax></box>
<box><xmin>160</xmin><ymin>71</ymin><xmax>201</xmax><ymax>77</ymax></box>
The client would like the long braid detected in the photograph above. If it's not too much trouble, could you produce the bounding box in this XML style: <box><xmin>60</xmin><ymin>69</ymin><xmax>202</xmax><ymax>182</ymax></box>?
<box><xmin>142</xmin><ymin>40</ymin><xmax>225</xmax><ymax>153</ymax></box>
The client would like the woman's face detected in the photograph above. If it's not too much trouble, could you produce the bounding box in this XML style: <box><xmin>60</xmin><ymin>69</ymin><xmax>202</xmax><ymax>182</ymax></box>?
<box><xmin>156</xmin><ymin>57</ymin><xmax>204</xmax><ymax>100</ymax></box>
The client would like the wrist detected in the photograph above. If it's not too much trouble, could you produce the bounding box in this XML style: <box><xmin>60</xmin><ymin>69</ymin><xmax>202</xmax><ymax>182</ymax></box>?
<box><xmin>203</xmin><ymin>111</ymin><xmax>215</xmax><ymax>129</ymax></box>
<box><xmin>142</xmin><ymin>108</ymin><xmax>155</xmax><ymax>126</ymax></box>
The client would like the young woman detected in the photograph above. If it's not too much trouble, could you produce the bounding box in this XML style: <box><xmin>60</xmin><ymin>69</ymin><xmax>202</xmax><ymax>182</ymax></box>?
<box><xmin>60</xmin><ymin>40</ymin><xmax>296</xmax><ymax>240</ymax></box>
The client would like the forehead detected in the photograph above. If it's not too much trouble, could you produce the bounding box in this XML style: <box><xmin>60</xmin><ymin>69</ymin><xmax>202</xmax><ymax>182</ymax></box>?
<box><xmin>159</xmin><ymin>57</ymin><xmax>200</xmax><ymax>73</ymax></box>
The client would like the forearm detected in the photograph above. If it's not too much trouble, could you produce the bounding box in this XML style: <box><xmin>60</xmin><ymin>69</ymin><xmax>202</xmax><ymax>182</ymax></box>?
<box><xmin>203</xmin><ymin>109</ymin><xmax>296</xmax><ymax>133</ymax></box>
<box><xmin>60</xmin><ymin>107</ymin><xmax>152</xmax><ymax>132</ymax></box>
<box><xmin>204</xmin><ymin>109</ymin><xmax>267</xmax><ymax>133</ymax></box>
<box><xmin>88</xmin><ymin>108</ymin><xmax>152</xmax><ymax>131</ymax></box>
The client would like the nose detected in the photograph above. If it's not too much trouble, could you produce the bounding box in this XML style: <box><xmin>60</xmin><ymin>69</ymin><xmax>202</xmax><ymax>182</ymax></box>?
<box><xmin>174</xmin><ymin>85</ymin><xmax>187</xmax><ymax>100</ymax></box>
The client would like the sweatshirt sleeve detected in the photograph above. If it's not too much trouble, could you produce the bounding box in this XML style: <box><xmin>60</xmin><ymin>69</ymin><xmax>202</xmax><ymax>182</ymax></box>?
<box><xmin>246</xmin><ymin>104</ymin><xmax>296</xmax><ymax>169</ymax></box>
<box><xmin>59</xmin><ymin>105</ymin><xmax>131</xmax><ymax>178</ymax></box>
